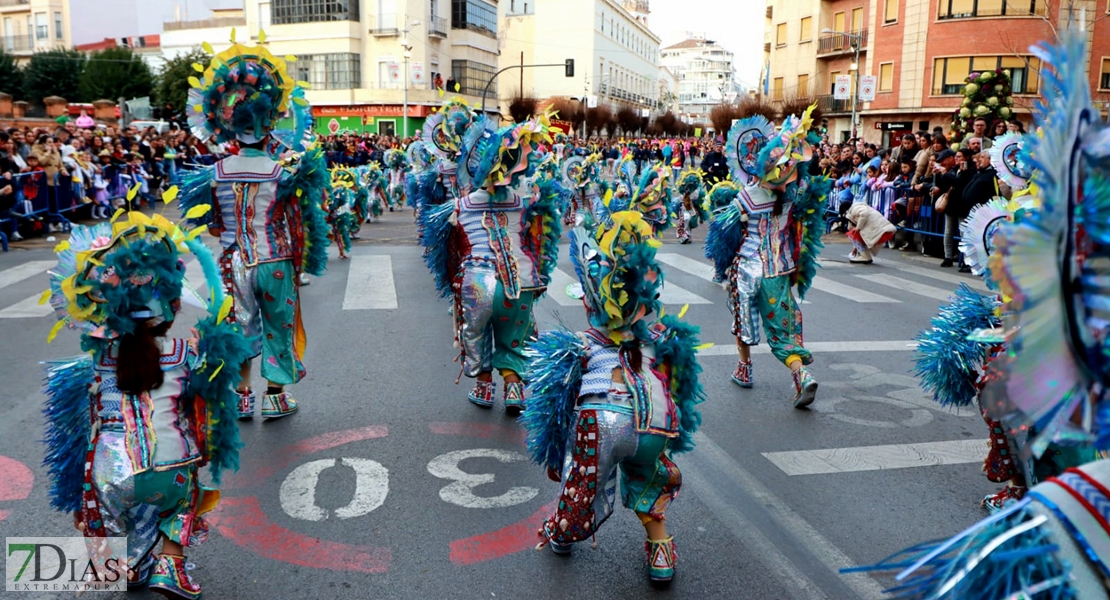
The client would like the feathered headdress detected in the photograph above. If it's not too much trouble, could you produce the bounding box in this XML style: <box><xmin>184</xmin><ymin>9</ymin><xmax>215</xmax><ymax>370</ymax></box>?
<box><xmin>186</xmin><ymin>32</ymin><xmax>298</xmax><ymax>144</ymax></box>
<box><xmin>423</xmin><ymin>98</ymin><xmax>474</xmax><ymax>161</ymax></box>
<box><xmin>269</xmin><ymin>85</ymin><xmax>316</xmax><ymax>155</ymax></box>
<box><xmin>457</xmin><ymin>113</ymin><xmax>552</xmax><ymax>193</ymax></box>
<box><xmin>726</xmin><ymin>105</ymin><xmax>817</xmax><ymax>186</ymax></box>
<box><xmin>385</xmin><ymin>148</ymin><xmax>407</xmax><ymax>169</ymax></box>
<box><xmin>706</xmin><ymin>180</ymin><xmax>740</xmax><ymax>212</ymax></box>
<box><xmin>989</xmin><ymin>132</ymin><xmax>1032</xmax><ymax>191</ymax></box>
<box><xmin>632</xmin><ymin>164</ymin><xmax>671</xmax><ymax>231</ymax></box>
<box><xmin>569</xmin><ymin>211</ymin><xmax>663</xmax><ymax>344</ymax></box>
<box><xmin>330</xmin><ymin>166</ymin><xmax>358</xmax><ymax>190</ymax></box>
<box><xmin>958</xmin><ymin>197</ymin><xmax>1015</xmax><ymax>284</ymax></box>
<box><xmin>676</xmin><ymin>168</ymin><xmax>705</xmax><ymax>197</ymax></box>
<box><xmin>407</xmin><ymin>140</ymin><xmax>433</xmax><ymax>171</ymax></box>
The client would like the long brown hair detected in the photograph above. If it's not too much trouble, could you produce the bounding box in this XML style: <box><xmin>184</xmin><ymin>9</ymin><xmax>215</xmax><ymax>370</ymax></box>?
<box><xmin>116</xmin><ymin>321</ymin><xmax>173</xmax><ymax>395</ymax></box>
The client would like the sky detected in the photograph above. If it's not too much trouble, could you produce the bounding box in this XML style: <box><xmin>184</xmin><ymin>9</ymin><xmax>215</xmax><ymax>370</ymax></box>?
<box><xmin>649</xmin><ymin>0</ymin><xmax>764</xmax><ymax>89</ymax></box>
<box><xmin>71</xmin><ymin>0</ymin><xmax>240</xmax><ymax>44</ymax></box>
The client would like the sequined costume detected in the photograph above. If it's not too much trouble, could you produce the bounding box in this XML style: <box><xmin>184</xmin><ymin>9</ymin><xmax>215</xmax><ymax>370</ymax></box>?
<box><xmin>419</xmin><ymin>112</ymin><xmax>562</xmax><ymax>411</ymax></box>
<box><xmin>385</xmin><ymin>149</ymin><xmax>409</xmax><ymax>209</ymax></box>
<box><xmin>177</xmin><ymin>39</ymin><xmax>330</xmax><ymax>420</ymax></box>
<box><xmin>704</xmin><ymin>108</ymin><xmax>829</xmax><ymax>407</ymax></box>
<box><xmin>42</xmin><ymin>212</ymin><xmax>253</xmax><ymax>597</ymax></box>
<box><xmin>849</xmin><ymin>26</ymin><xmax>1110</xmax><ymax>599</ymax></box>
<box><xmin>358</xmin><ymin>163</ymin><xmax>388</xmax><ymax>221</ymax></box>
<box><xmin>520</xmin><ymin>211</ymin><xmax>705</xmax><ymax>584</ymax></box>
<box><xmin>672</xmin><ymin>168</ymin><xmax>708</xmax><ymax>244</ymax></box>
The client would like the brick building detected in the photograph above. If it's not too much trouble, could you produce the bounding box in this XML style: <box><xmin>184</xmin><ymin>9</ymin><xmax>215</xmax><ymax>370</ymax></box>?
<box><xmin>763</xmin><ymin>0</ymin><xmax>1110</xmax><ymax>145</ymax></box>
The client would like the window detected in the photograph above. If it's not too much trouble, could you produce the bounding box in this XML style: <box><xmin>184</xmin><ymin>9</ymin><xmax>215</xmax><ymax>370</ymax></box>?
<box><xmin>53</xmin><ymin>11</ymin><xmax>62</xmax><ymax>40</ymax></box>
<box><xmin>34</xmin><ymin>13</ymin><xmax>46</xmax><ymax>40</ymax></box>
<box><xmin>772</xmin><ymin>77</ymin><xmax>784</xmax><ymax>101</ymax></box>
<box><xmin>271</xmin><ymin>0</ymin><xmax>360</xmax><ymax>24</ymax></box>
<box><xmin>451</xmin><ymin>0</ymin><xmax>497</xmax><ymax>38</ymax></box>
<box><xmin>799</xmin><ymin>16</ymin><xmax>812</xmax><ymax>41</ymax></box>
<box><xmin>884</xmin><ymin>0</ymin><xmax>898</xmax><ymax>23</ymax></box>
<box><xmin>879</xmin><ymin>62</ymin><xmax>894</xmax><ymax>91</ymax></box>
<box><xmin>833</xmin><ymin>11</ymin><xmax>845</xmax><ymax>33</ymax></box>
<box><xmin>938</xmin><ymin>0</ymin><xmax>1046</xmax><ymax>19</ymax></box>
<box><xmin>292</xmin><ymin>53</ymin><xmax>361</xmax><ymax>89</ymax></box>
<box><xmin>259</xmin><ymin>2</ymin><xmax>272</xmax><ymax>29</ymax></box>
<box><xmin>932</xmin><ymin>55</ymin><xmax>1040</xmax><ymax>95</ymax></box>
<box><xmin>851</xmin><ymin>7</ymin><xmax>863</xmax><ymax>33</ymax></box>
<box><xmin>1101</xmin><ymin>58</ymin><xmax>1110</xmax><ymax>90</ymax></box>
<box><xmin>775</xmin><ymin>22</ymin><xmax>786</xmax><ymax>46</ymax></box>
<box><xmin>797</xmin><ymin>73</ymin><xmax>809</xmax><ymax>95</ymax></box>
<box><xmin>450</xmin><ymin>59</ymin><xmax>497</xmax><ymax>95</ymax></box>
<box><xmin>829</xmin><ymin>71</ymin><xmax>841</xmax><ymax>94</ymax></box>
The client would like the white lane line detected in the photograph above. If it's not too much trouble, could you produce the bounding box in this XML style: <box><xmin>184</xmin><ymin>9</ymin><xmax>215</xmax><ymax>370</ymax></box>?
<box><xmin>697</xmin><ymin>340</ymin><xmax>915</xmax><ymax>356</ymax></box>
<box><xmin>545</xmin><ymin>269</ymin><xmax>582</xmax><ymax>307</ymax></box>
<box><xmin>0</xmin><ymin>260</ymin><xmax>54</xmax><ymax>290</ymax></box>
<box><xmin>659</xmin><ymin>282</ymin><xmax>711</xmax><ymax>305</ymax></box>
<box><xmin>0</xmin><ymin>294</ymin><xmax>53</xmax><ymax>318</ymax></box>
<box><xmin>690</xmin><ymin>432</ymin><xmax>886</xmax><ymax>599</ymax></box>
<box><xmin>884</xmin><ymin>262</ymin><xmax>989</xmax><ymax>292</ymax></box>
<box><xmin>762</xmin><ymin>439</ymin><xmax>987</xmax><ymax>476</ymax></box>
<box><xmin>808</xmin><ymin>277</ymin><xmax>900</xmax><ymax>303</ymax></box>
<box><xmin>343</xmin><ymin>255</ymin><xmax>398</xmax><ymax>309</ymax></box>
<box><xmin>815</xmin><ymin>259</ymin><xmax>850</xmax><ymax>269</ymax></box>
<box><xmin>854</xmin><ymin>273</ymin><xmax>953</xmax><ymax>301</ymax></box>
<box><xmin>656</xmin><ymin>252</ymin><xmax>718</xmax><ymax>282</ymax></box>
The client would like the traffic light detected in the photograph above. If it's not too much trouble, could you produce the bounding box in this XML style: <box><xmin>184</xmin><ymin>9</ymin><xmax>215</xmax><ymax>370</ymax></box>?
<box><xmin>565</xmin><ymin>59</ymin><xmax>574</xmax><ymax>78</ymax></box>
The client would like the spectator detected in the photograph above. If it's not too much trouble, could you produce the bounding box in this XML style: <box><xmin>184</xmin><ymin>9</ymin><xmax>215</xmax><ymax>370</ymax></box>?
<box><xmin>700</xmin><ymin>142</ymin><xmax>728</xmax><ymax>185</ymax></box>
<box><xmin>1007</xmin><ymin>120</ymin><xmax>1026</xmax><ymax>134</ymax></box>
<box><xmin>961</xmin><ymin>117</ymin><xmax>993</xmax><ymax>150</ymax></box>
<box><xmin>890</xmin><ymin>133</ymin><xmax>918</xmax><ymax>164</ymax></box>
<box><xmin>990</xmin><ymin>119</ymin><xmax>1008</xmax><ymax>139</ymax></box>
<box><xmin>930</xmin><ymin>148</ymin><xmax>972</xmax><ymax>268</ymax></box>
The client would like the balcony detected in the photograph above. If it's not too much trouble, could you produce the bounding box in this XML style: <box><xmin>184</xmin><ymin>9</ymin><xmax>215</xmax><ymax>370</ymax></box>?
<box><xmin>0</xmin><ymin>0</ymin><xmax>29</xmax><ymax>8</ymax></box>
<box><xmin>0</xmin><ymin>34</ymin><xmax>32</xmax><ymax>53</ymax></box>
<box><xmin>817</xmin><ymin>30</ymin><xmax>867</xmax><ymax>58</ymax></box>
<box><xmin>370</xmin><ymin>13</ymin><xmax>400</xmax><ymax>36</ymax></box>
<box><xmin>428</xmin><ymin>15</ymin><xmax>447</xmax><ymax>38</ymax></box>
<box><xmin>816</xmin><ymin>94</ymin><xmax>851</xmax><ymax>115</ymax></box>
<box><xmin>163</xmin><ymin>17</ymin><xmax>246</xmax><ymax>31</ymax></box>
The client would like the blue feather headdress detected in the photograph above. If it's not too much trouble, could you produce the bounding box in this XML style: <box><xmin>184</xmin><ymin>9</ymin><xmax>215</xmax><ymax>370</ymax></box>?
<box><xmin>423</xmin><ymin>98</ymin><xmax>474</xmax><ymax>161</ymax></box>
<box><xmin>989</xmin><ymin>132</ymin><xmax>1032</xmax><ymax>191</ymax></box>
<box><xmin>726</xmin><ymin>105</ymin><xmax>818</xmax><ymax>186</ymax></box>
<box><xmin>269</xmin><ymin>85</ymin><xmax>315</xmax><ymax>155</ymax></box>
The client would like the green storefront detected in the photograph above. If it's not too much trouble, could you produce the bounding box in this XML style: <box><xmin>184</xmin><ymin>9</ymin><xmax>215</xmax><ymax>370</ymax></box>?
<box><xmin>311</xmin><ymin>105</ymin><xmax>429</xmax><ymax>138</ymax></box>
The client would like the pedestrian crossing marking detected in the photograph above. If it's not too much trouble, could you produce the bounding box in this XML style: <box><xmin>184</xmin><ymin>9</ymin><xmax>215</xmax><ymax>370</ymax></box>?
<box><xmin>545</xmin><ymin>269</ymin><xmax>584</xmax><ymax>307</ymax></box>
<box><xmin>343</xmin><ymin>255</ymin><xmax>398</xmax><ymax>310</ymax></box>
<box><xmin>548</xmin><ymin>267</ymin><xmax>710</xmax><ymax>306</ymax></box>
<box><xmin>656</xmin><ymin>253</ymin><xmax>718</xmax><ymax>283</ymax></box>
<box><xmin>762</xmin><ymin>439</ymin><xmax>986</xmax><ymax>476</ymax></box>
<box><xmin>853</xmin><ymin>274</ymin><xmax>953</xmax><ymax>301</ymax></box>
<box><xmin>0</xmin><ymin>294</ymin><xmax>53</xmax><ymax>319</ymax></box>
<box><xmin>881</xmin><ymin>262</ymin><xmax>988</xmax><ymax>293</ymax></box>
<box><xmin>659</xmin><ymin>283</ymin><xmax>711</xmax><ymax>305</ymax></box>
<box><xmin>0</xmin><ymin>260</ymin><xmax>54</xmax><ymax>290</ymax></box>
<box><xmin>696</xmin><ymin>340</ymin><xmax>915</xmax><ymax>356</ymax></box>
<box><xmin>809</xmin><ymin>277</ymin><xmax>899</xmax><ymax>303</ymax></box>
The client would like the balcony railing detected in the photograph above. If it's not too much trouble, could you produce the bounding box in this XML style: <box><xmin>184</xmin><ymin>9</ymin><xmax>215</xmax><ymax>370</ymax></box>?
<box><xmin>370</xmin><ymin>13</ymin><xmax>400</xmax><ymax>36</ymax></box>
<box><xmin>163</xmin><ymin>17</ymin><xmax>247</xmax><ymax>31</ymax></box>
<box><xmin>0</xmin><ymin>0</ymin><xmax>29</xmax><ymax>7</ymax></box>
<box><xmin>817</xmin><ymin>30</ymin><xmax>867</xmax><ymax>57</ymax></box>
<box><xmin>0</xmin><ymin>34</ymin><xmax>32</xmax><ymax>53</ymax></box>
<box><xmin>428</xmin><ymin>15</ymin><xmax>447</xmax><ymax>37</ymax></box>
<box><xmin>816</xmin><ymin>94</ymin><xmax>851</xmax><ymax>114</ymax></box>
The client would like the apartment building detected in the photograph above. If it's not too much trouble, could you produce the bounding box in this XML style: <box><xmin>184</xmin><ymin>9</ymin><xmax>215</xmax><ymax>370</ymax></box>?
<box><xmin>0</xmin><ymin>0</ymin><xmax>72</xmax><ymax>63</ymax></box>
<box><xmin>764</xmin><ymin>0</ymin><xmax>1110</xmax><ymax>145</ymax></box>
<box><xmin>659</xmin><ymin>36</ymin><xmax>739</xmax><ymax>122</ymax></box>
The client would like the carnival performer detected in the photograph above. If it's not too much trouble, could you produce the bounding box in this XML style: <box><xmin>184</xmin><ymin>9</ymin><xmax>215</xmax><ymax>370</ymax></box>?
<box><xmin>42</xmin><ymin>211</ymin><xmax>253</xmax><ymax>598</ymax></box>
<box><xmin>704</xmin><ymin>108</ymin><xmax>829</xmax><ymax>408</ymax></box>
<box><xmin>325</xmin><ymin>167</ymin><xmax>359</xmax><ymax>258</ymax></box>
<box><xmin>359</xmin><ymin>163</ymin><xmax>388</xmax><ymax>223</ymax></box>
<box><xmin>418</xmin><ymin>113</ymin><xmax>562</xmax><ymax>412</ymax></box>
<box><xmin>520</xmin><ymin>211</ymin><xmax>705</xmax><ymax>584</ymax></box>
<box><xmin>178</xmin><ymin>37</ymin><xmax>330</xmax><ymax>420</ymax></box>
<box><xmin>631</xmin><ymin>164</ymin><xmax>673</xmax><ymax>236</ymax></box>
<box><xmin>673</xmin><ymin>168</ymin><xmax>709</xmax><ymax>244</ymax></box>
<box><xmin>385</xmin><ymin>148</ymin><xmax>409</xmax><ymax>210</ymax></box>
<box><xmin>404</xmin><ymin>140</ymin><xmax>434</xmax><ymax>219</ymax></box>
<box><xmin>849</xmin><ymin>26</ymin><xmax>1110</xmax><ymax>598</ymax></box>
<box><xmin>560</xmin><ymin>153</ymin><xmax>603</xmax><ymax>227</ymax></box>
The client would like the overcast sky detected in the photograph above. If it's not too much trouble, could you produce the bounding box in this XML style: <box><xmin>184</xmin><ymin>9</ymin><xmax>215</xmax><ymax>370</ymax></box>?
<box><xmin>71</xmin><ymin>0</ymin><xmax>240</xmax><ymax>44</ymax></box>
<box><xmin>650</xmin><ymin>0</ymin><xmax>764</xmax><ymax>89</ymax></box>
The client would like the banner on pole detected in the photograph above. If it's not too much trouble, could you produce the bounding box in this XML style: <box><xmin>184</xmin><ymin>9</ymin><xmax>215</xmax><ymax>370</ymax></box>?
<box><xmin>694</xmin><ymin>127</ymin><xmax>702</xmax><ymax>137</ymax></box>
<box><xmin>410</xmin><ymin>62</ymin><xmax>426</xmax><ymax>86</ymax></box>
<box><xmin>833</xmin><ymin>75</ymin><xmax>851</xmax><ymax>100</ymax></box>
<box><xmin>387</xmin><ymin>62</ymin><xmax>401</xmax><ymax>85</ymax></box>
<box><xmin>858</xmin><ymin>75</ymin><xmax>876</xmax><ymax>101</ymax></box>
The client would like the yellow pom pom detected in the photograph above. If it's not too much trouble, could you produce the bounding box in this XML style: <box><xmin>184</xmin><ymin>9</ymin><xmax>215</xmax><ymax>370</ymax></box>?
<box><xmin>192</xmin><ymin>62</ymin><xmax>204</xmax><ymax>73</ymax></box>
<box><xmin>188</xmin><ymin>76</ymin><xmax>202</xmax><ymax>89</ymax></box>
<box><xmin>202</xmin><ymin>41</ymin><xmax>214</xmax><ymax>55</ymax></box>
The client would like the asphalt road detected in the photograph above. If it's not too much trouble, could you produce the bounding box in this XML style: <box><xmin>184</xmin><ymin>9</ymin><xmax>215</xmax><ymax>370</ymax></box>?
<box><xmin>0</xmin><ymin>211</ymin><xmax>998</xmax><ymax>599</ymax></box>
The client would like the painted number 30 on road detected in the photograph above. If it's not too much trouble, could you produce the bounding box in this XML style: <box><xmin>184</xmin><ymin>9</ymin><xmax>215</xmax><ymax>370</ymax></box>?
<box><xmin>279</xmin><ymin>449</ymin><xmax>539</xmax><ymax>521</ymax></box>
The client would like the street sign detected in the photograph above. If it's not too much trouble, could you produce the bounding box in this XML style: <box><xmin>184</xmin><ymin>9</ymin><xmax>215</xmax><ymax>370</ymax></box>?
<box><xmin>833</xmin><ymin>75</ymin><xmax>851</xmax><ymax>100</ymax></box>
<box><xmin>859</xmin><ymin>75</ymin><xmax>877</xmax><ymax>101</ymax></box>
<box><xmin>411</xmin><ymin>62</ymin><xmax>425</xmax><ymax>86</ymax></box>
<box><xmin>586</xmin><ymin>95</ymin><xmax>598</xmax><ymax>108</ymax></box>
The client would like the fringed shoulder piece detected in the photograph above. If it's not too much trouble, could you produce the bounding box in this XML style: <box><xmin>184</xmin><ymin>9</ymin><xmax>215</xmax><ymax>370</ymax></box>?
<box><xmin>413</xmin><ymin>168</ymin><xmax>447</xmax><ymax>212</ymax></box>
<box><xmin>704</xmin><ymin>201</ymin><xmax>745</xmax><ymax>282</ymax></box>
<box><xmin>653</xmin><ymin>315</ymin><xmax>705</xmax><ymax>453</ymax></box>
<box><xmin>279</xmin><ymin>146</ymin><xmax>331</xmax><ymax>276</ymax></box>
<box><xmin>913</xmin><ymin>284</ymin><xmax>1001</xmax><ymax>408</ymax></box>
<box><xmin>42</xmin><ymin>356</ymin><xmax>95</xmax><ymax>513</ymax></box>
<box><xmin>418</xmin><ymin>201</ymin><xmax>458</xmax><ymax>299</ymax></box>
<box><xmin>178</xmin><ymin>166</ymin><xmax>216</xmax><ymax>227</ymax></box>
<box><xmin>520</xmin><ymin>330</ymin><xmax>587</xmax><ymax>472</ymax></box>
<box><xmin>791</xmin><ymin>174</ymin><xmax>832</xmax><ymax>299</ymax></box>
<box><xmin>522</xmin><ymin>176</ymin><xmax>565</xmax><ymax>289</ymax></box>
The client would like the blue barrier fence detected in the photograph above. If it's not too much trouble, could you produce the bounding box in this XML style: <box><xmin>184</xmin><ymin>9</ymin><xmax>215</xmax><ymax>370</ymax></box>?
<box><xmin>825</xmin><ymin>185</ymin><xmax>949</xmax><ymax>244</ymax></box>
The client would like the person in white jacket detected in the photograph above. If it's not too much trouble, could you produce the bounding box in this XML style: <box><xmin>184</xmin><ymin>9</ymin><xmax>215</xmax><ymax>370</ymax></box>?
<box><xmin>844</xmin><ymin>201</ymin><xmax>897</xmax><ymax>264</ymax></box>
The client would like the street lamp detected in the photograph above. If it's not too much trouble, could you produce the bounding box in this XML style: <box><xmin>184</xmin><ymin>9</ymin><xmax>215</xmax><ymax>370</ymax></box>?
<box><xmin>401</xmin><ymin>19</ymin><xmax>421</xmax><ymax>138</ymax></box>
<box><xmin>821</xmin><ymin>27</ymin><xmax>862</xmax><ymax>139</ymax></box>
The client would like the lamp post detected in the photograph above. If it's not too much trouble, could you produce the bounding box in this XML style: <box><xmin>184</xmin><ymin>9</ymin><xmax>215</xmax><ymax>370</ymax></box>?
<box><xmin>401</xmin><ymin>19</ymin><xmax>421</xmax><ymax>138</ymax></box>
<box><xmin>821</xmin><ymin>27</ymin><xmax>862</xmax><ymax>139</ymax></box>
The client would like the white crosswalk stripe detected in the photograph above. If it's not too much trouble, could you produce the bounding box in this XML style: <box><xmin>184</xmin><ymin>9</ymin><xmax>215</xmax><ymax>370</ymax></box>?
<box><xmin>808</xmin><ymin>277</ymin><xmax>899</xmax><ymax>303</ymax></box>
<box><xmin>853</xmin><ymin>273</ymin><xmax>954</xmax><ymax>301</ymax></box>
<box><xmin>343</xmin><ymin>255</ymin><xmax>399</xmax><ymax>309</ymax></box>
<box><xmin>0</xmin><ymin>293</ymin><xmax>52</xmax><ymax>318</ymax></box>
<box><xmin>656</xmin><ymin>253</ymin><xmax>718</xmax><ymax>283</ymax></box>
<box><xmin>763</xmin><ymin>439</ymin><xmax>986</xmax><ymax>476</ymax></box>
<box><xmin>0</xmin><ymin>261</ymin><xmax>54</xmax><ymax>289</ymax></box>
<box><xmin>545</xmin><ymin>269</ymin><xmax>584</xmax><ymax>307</ymax></box>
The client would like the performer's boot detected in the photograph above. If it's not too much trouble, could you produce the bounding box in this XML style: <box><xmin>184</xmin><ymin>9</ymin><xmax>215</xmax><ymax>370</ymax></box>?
<box><xmin>148</xmin><ymin>554</ymin><xmax>201</xmax><ymax>599</ymax></box>
<box><xmin>731</xmin><ymin>359</ymin><xmax>753</xmax><ymax>388</ymax></box>
<box><xmin>504</xmin><ymin>380</ymin><xmax>525</xmax><ymax>413</ymax></box>
<box><xmin>645</xmin><ymin>537</ymin><xmax>677</xmax><ymax>583</ymax></box>
<box><xmin>850</xmin><ymin>247</ymin><xmax>873</xmax><ymax>264</ymax></box>
<box><xmin>237</xmin><ymin>390</ymin><xmax>255</xmax><ymax>420</ymax></box>
<box><xmin>468</xmin><ymin>380</ymin><xmax>495</xmax><ymax>408</ymax></box>
<box><xmin>792</xmin><ymin>367</ymin><xmax>818</xmax><ymax>409</ymax></box>
<box><xmin>261</xmin><ymin>390</ymin><xmax>298</xmax><ymax>419</ymax></box>
<box><xmin>127</xmin><ymin>555</ymin><xmax>154</xmax><ymax>590</ymax></box>
<box><xmin>981</xmin><ymin>485</ymin><xmax>1027</xmax><ymax>513</ymax></box>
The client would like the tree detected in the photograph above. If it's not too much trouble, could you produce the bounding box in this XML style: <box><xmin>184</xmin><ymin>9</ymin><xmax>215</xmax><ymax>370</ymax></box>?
<box><xmin>0</xmin><ymin>50</ymin><xmax>22</xmax><ymax>97</ymax></box>
<box><xmin>616</xmin><ymin>107</ymin><xmax>640</xmax><ymax>136</ymax></box>
<box><xmin>155</xmin><ymin>48</ymin><xmax>211</xmax><ymax>116</ymax></box>
<box><xmin>508</xmin><ymin>95</ymin><xmax>538</xmax><ymax>123</ymax></box>
<box><xmin>778</xmin><ymin>95</ymin><xmax>822</xmax><ymax>125</ymax></box>
<box><xmin>585</xmin><ymin>105</ymin><xmax>612</xmax><ymax>136</ymax></box>
<box><xmin>78</xmin><ymin>46</ymin><xmax>154</xmax><ymax>102</ymax></box>
<box><xmin>546</xmin><ymin>97</ymin><xmax>584</xmax><ymax>134</ymax></box>
<box><xmin>710</xmin><ymin>104</ymin><xmax>739</xmax><ymax>135</ymax></box>
<box><xmin>23</xmin><ymin>49</ymin><xmax>85</xmax><ymax>103</ymax></box>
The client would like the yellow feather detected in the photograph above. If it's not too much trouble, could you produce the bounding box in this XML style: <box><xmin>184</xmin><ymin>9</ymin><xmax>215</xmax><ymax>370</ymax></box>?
<box><xmin>659</xmin><ymin>306</ymin><xmax>666</xmax><ymax>318</ymax></box>
<box><xmin>53</xmin><ymin>240</ymin><xmax>70</xmax><ymax>253</ymax></box>
<box><xmin>258</xmin><ymin>29</ymin><xmax>267</xmax><ymax>43</ymax></box>
<box><xmin>693</xmin><ymin>343</ymin><xmax>715</xmax><ymax>351</ymax></box>
<box><xmin>111</xmin><ymin>208</ymin><xmax>125</xmax><ymax>223</ymax></box>
<box><xmin>186</xmin><ymin>227</ymin><xmax>206</xmax><ymax>241</ymax></box>
<box><xmin>38</xmin><ymin>288</ymin><xmax>51</xmax><ymax>305</ymax></box>
<box><xmin>230</xmin><ymin>27</ymin><xmax>237</xmax><ymax>43</ymax></box>
<box><xmin>126</xmin><ymin>183</ymin><xmax>141</xmax><ymax>201</ymax></box>
<box><xmin>47</xmin><ymin>320</ymin><xmax>65</xmax><ymax>343</ymax></box>
<box><xmin>285</xmin><ymin>55</ymin><xmax>298</xmax><ymax>62</ymax></box>
<box><xmin>188</xmin><ymin>76</ymin><xmax>201</xmax><ymax>89</ymax></box>
<box><xmin>162</xmin><ymin>186</ymin><xmax>179</xmax><ymax>203</ymax></box>
<box><xmin>217</xmin><ymin>296</ymin><xmax>233</xmax><ymax>323</ymax></box>
<box><xmin>185</xmin><ymin>204</ymin><xmax>212</xmax><ymax>220</ymax></box>
<box><xmin>678</xmin><ymin>304</ymin><xmax>689</xmax><ymax>319</ymax></box>
<box><xmin>208</xmin><ymin>360</ymin><xmax>225</xmax><ymax>382</ymax></box>
<box><xmin>202</xmin><ymin>41</ymin><xmax>214</xmax><ymax>54</ymax></box>
<box><xmin>191</xmin><ymin>62</ymin><xmax>204</xmax><ymax>72</ymax></box>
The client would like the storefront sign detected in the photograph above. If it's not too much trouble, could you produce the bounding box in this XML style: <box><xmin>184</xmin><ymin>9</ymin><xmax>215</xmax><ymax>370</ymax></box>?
<box><xmin>874</xmin><ymin>121</ymin><xmax>913</xmax><ymax>131</ymax></box>
<box><xmin>315</xmin><ymin>105</ymin><xmax>430</xmax><ymax>118</ymax></box>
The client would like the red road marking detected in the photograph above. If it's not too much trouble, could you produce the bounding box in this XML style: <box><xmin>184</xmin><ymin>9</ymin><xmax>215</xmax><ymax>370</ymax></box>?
<box><xmin>0</xmin><ymin>510</ymin><xmax>9</xmax><ymax>522</ymax></box>
<box><xmin>0</xmin><ymin>455</ymin><xmax>34</xmax><ymax>502</ymax></box>
<box><xmin>428</xmin><ymin>422</ymin><xmax>526</xmax><ymax>445</ymax></box>
<box><xmin>449</xmin><ymin>501</ymin><xmax>557</xmax><ymax>565</ymax></box>
<box><xmin>211</xmin><ymin>497</ymin><xmax>391</xmax><ymax>573</ymax></box>
<box><xmin>227</xmin><ymin>425</ymin><xmax>389</xmax><ymax>489</ymax></box>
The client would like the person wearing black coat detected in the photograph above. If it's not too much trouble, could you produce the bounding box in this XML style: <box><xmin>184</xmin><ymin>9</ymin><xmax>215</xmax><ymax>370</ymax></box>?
<box><xmin>701</xmin><ymin>143</ymin><xmax>729</xmax><ymax>185</ymax></box>
<box><xmin>931</xmin><ymin>149</ymin><xmax>975</xmax><ymax>269</ymax></box>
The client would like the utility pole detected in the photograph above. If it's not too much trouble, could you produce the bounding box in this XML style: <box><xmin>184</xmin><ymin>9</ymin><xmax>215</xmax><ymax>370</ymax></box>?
<box><xmin>401</xmin><ymin>19</ymin><xmax>421</xmax><ymax>138</ymax></box>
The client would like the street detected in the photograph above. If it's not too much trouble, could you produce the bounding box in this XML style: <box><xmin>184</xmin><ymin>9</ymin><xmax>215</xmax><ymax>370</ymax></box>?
<box><xmin>0</xmin><ymin>213</ymin><xmax>998</xmax><ymax>600</ymax></box>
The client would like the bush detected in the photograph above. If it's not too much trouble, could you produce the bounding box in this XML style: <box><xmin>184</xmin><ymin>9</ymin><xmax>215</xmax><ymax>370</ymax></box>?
<box><xmin>0</xmin><ymin>50</ymin><xmax>22</xmax><ymax>97</ymax></box>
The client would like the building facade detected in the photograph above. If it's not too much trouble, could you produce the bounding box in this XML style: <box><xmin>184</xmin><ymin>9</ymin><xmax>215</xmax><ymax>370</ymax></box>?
<box><xmin>0</xmin><ymin>0</ymin><xmax>72</xmax><ymax>64</ymax></box>
<box><xmin>659</xmin><ymin>36</ymin><xmax>739</xmax><ymax>122</ymax></box>
<box><xmin>163</xmin><ymin>0</ymin><xmax>501</xmax><ymax>137</ymax></box>
<box><xmin>763</xmin><ymin>0</ymin><xmax>1110</xmax><ymax>145</ymax></box>
<box><xmin>497</xmin><ymin>0</ymin><xmax>662</xmax><ymax>121</ymax></box>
